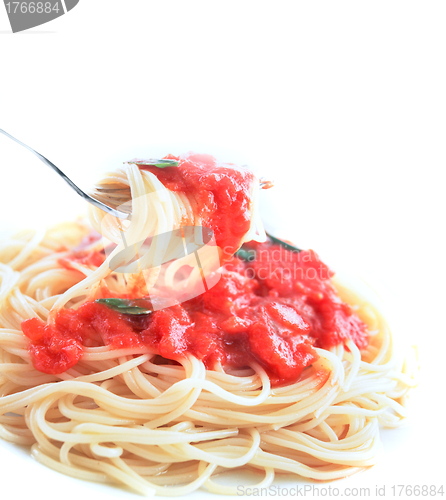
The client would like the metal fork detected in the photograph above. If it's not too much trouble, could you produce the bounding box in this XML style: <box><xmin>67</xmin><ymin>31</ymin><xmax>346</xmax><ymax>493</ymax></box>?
<box><xmin>1</xmin><ymin>128</ymin><xmax>273</xmax><ymax>222</ymax></box>
<box><xmin>0</xmin><ymin>129</ymin><xmax>166</xmax><ymax>220</ymax></box>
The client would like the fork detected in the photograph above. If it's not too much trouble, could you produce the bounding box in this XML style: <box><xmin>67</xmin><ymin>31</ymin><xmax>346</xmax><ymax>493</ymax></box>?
<box><xmin>0</xmin><ymin>129</ymin><xmax>185</xmax><ymax>220</ymax></box>
<box><xmin>0</xmin><ymin>128</ymin><xmax>273</xmax><ymax>221</ymax></box>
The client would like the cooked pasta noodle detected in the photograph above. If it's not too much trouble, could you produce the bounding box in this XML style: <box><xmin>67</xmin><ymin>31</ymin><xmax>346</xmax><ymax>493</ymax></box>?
<box><xmin>0</xmin><ymin>159</ymin><xmax>418</xmax><ymax>496</ymax></box>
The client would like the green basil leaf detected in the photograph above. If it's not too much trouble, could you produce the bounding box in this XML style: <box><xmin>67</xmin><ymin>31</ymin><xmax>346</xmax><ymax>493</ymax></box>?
<box><xmin>95</xmin><ymin>298</ymin><xmax>152</xmax><ymax>315</ymax></box>
<box><xmin>125</xmin><ymin>158</ymin><xmax>179</xmax><ymax>168</ymax></box>
<box><xmin>266</xmin><ymin>233</ymin><xmax>302</xmax><ymax>253</ymax></box>
<box><xmin>235</xmin><ymin>247</ymin><xmax>257</xmax><ymax>262</ymax></box>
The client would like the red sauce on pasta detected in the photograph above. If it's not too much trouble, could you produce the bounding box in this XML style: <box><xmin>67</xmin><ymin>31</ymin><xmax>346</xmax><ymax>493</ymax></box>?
<box><xmin>22</xmin><ymin>239</ymin><xmax>368</xmax><ymax>385</ymax></box>
<box><xmin>140</xmin><ymin>153</ymin><xmax>256</xmax><ymax>261</ymax></box>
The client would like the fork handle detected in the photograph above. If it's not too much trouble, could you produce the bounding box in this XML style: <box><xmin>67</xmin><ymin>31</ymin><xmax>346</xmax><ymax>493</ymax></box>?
<box><xmin>0</xmin><ymin>128</ymin><xmax>129</xmax><ymax>219</ymax></box>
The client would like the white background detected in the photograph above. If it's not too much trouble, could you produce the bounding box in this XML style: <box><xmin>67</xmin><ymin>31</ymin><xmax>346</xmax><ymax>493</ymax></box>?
<box><xmin>0</xmin><ymin>2</ymin><xmax>445</xmax><ymax>499</ymax></box>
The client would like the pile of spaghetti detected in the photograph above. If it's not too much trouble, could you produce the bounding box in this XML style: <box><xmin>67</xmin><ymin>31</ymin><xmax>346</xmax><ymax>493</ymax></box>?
<box><xmin>0</xmin><ymin>153</ymin><xmax>417</xmax><ymax>496</ymax></box>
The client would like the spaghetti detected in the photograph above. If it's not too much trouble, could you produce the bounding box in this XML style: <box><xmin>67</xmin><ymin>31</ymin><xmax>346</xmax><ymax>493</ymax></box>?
<box><xmin>0</xmin><ymin>154</ymin><xmax>417</xmax><ymax>496</ymax></box>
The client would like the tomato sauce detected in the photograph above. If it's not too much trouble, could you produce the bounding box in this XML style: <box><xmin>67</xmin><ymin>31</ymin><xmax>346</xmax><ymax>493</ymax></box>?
<box><xmin>59</xmin><ymin>249</ymin><xmax>106</xmax><ymax>271</ymax></box>
<box><xmin>139</xmin><ymin>153</ymin><xmax>256</xmax><ymax>261</ymax></box>
<box><xmin>58</xmin><ymin>231</ymin><xmax>106</xmax><ymax>271</ymax></box>
<box><xmin>22</xmin><ymin>239</ymin><xmax>368</xmax><ymax>385</ymax></box>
